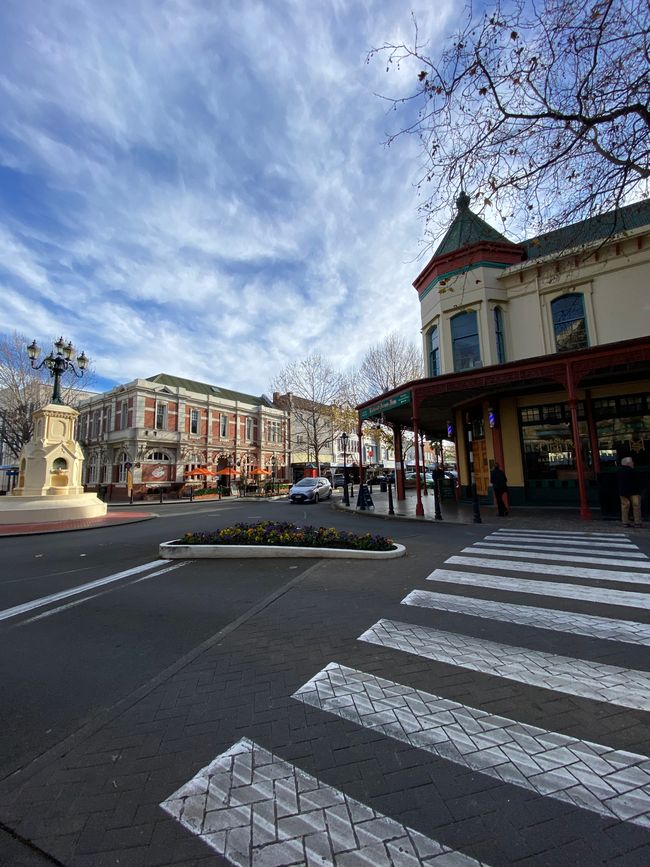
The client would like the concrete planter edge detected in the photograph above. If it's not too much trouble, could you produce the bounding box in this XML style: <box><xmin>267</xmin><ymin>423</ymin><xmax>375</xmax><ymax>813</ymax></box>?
<box><xmin>159</xmin><ymin>541</ymin><xmax>406</xmax><ymax>559</ymax></box>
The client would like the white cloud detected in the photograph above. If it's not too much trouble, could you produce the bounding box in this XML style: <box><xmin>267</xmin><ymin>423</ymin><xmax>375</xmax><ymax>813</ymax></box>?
<box><xmin>0</xmin><ymin>0</ymin><xmax>457</xmax><ymax>394</ymax></box>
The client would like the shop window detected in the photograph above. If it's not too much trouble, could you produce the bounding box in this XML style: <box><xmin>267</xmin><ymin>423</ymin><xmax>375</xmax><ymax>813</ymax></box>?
<box><xmin>494</xmin><ymin>306</ymin><xmax>506</xmax><ymax>363</ymax></box>
<box><xmin>551</xmin><ymin>293</ymin><xmax>588</xmax><ymax>352</ymax></box>
<box><xmin>116</xmin><ymin>451</ymin><xmax>129</xmax><ymax>483</ymax></box>
<box><xmin>451</xmin><ymin>311</ymin><xmax>481</xmax><ymax>372</ymax></box>
<box><xmin>428</xmin><ymin>325</ymin><xmax>440</xmax><ymax>376</ymax></box>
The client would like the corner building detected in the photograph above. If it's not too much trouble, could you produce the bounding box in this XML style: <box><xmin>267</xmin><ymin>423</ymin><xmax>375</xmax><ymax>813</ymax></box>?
<box><xmin>78</xmin><ymin>374</ymin><xmax>288</xmax><ymax>499</ymax></box>
<box><xmin>358</xmin><ymin>197</ymin><xmax>650</xmax><ymax>519</ymax></box>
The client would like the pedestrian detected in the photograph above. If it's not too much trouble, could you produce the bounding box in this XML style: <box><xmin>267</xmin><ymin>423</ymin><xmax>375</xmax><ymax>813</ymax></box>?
<box><xmin>617</xmin><ymin>456</ymin><xmax>642</xmax><ymax>528</ymax></box>
<box><xmin>490</xmin><ymin>461</ymin><xmax>509</xmax><ymax>516</ymax></box>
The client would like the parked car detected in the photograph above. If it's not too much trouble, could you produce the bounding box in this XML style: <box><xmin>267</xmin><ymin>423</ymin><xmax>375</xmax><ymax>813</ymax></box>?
<box><xmin>288</xmin><ymin>476</ymin><xmax>332</xmax><ymax>503</ymax></box>
<box><xmin>332</xmin><ymin>473</ymin><xmax>346</xmax><ymax>489</ymax></box>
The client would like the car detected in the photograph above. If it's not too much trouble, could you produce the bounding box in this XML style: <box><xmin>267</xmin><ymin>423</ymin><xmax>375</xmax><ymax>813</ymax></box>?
<box><xmin>288</xmin><ymin>476</ymin><xmax>332</xmax><ymax>503</ymax></box>
<box><xmin>332</xmin><ymin>473</ymin><xmax>346</xmax><ymax>489</ymax></box>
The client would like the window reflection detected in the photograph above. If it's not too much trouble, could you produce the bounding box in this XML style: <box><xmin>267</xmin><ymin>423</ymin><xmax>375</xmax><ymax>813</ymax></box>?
<box><xmin>451</xmin><ymin>311</ymin><xmax>481</xmax><ymax>371</ymax></box>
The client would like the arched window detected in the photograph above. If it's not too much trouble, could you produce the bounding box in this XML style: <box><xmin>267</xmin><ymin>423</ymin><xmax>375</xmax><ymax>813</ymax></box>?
<box><xmin>451</xmin><ymin>310</ymin><xmax>481</xmax><ymax>372</ymax></box>
<box><xmin>551</xmin><ymin>293</ymin><xmax>588</xmax><ymax>352</ymax></box>
<box><xmin>494</xmin><ymin>306</ymin><xmax>506</xmax><ymax>363</ymax></box>
<box><xmin>87</xmin><ymin>453</ymin><xmax>99</xmax><ymax>485</ymax></box>
<box><xmin>146</xmin><ymin>451</ymin><xmax>171</xmax><ymax>462</ymax></box>
<box><xmin>116</xmin><ymin>451</ymin><xmax>129</xmax><ymax>483</ymax></box>
<box><xmin>428</xmin><ymin>325</ymin><xmax>440</xmax><ymax>376</ymax></box>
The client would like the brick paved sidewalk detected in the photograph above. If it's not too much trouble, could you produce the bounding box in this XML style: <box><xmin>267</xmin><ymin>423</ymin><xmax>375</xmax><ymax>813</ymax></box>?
<box><xmin>0</xmin><ymin>510</ymin><xmax>155</xmax><ymax>537</ymax></box>
<box><xmin>1</xmin><ymin>528</ymin><xmax>650</xmax><ymax>865</ymax></box>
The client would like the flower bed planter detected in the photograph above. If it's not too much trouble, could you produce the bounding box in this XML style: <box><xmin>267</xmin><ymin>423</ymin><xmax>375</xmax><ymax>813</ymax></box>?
<box><xmin>159</xmin><ymin>540</ymin><xmax>406</xmax><ymax>559</ymax></box>
<box><xmin>160</xmin><ymin>521</ymin><xmax>405</xmax><ymax>559</ymax></box>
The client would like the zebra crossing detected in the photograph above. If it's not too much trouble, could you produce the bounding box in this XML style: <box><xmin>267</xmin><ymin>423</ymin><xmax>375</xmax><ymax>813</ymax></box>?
<box><xmin>163</xmin><ymin>528</ymin><xmax>650</xmax><ymax>865</ymax></box>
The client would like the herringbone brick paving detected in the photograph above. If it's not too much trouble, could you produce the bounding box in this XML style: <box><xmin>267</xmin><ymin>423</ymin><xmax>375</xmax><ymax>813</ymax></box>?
<box><xmin>2</xmin><ymin>530</ymin><xmax>650</xmax><ymax>865</ymax></box>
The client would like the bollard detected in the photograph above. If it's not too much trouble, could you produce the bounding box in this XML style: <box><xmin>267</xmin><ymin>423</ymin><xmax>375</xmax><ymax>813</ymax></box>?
<box><xmin>159</xmin><ymin>488</ymin><xmax>164</xmax><ymax>504</ymax></box>
<box><xmin>189</xmin><ymin>486</ymin><xmax>194</xmax><ymax>503</ymax></box>
<box><xmin>129</xmin><ymin>489</ymin><xmax>134</xmax><ymax>505</ymax></box>
<box><xmin>471</xmin><ymin>482</ymin><xmax>482</xmax><ymax>523</ymax></box>
<box><xmin>387</xmin><ymin>479</ymin><xmax>395</xmax><ymax>515</ymax></box>
<box><xmin>433</xmin><ymin>477</ymin><xmax>443</xmax><ymax>520</ymax></box>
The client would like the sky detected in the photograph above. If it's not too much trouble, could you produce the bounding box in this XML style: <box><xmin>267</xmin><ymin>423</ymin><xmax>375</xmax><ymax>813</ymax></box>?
<box><xmin>0</xmin><ymin>0</ymin><xmax>459</xmax><ymax>396</ymax></box>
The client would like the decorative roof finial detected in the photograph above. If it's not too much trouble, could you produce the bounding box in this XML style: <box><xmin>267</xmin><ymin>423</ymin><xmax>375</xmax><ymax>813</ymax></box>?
<box><xmin>456</xmin><ymin>190</ymin><xmax>471</xmax><ymax>211</ymax></box>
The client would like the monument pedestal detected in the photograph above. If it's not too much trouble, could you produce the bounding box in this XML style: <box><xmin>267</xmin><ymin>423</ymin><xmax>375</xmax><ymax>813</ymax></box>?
<box><xmin>0</xmin><ymin>403</ymin><xmax>107</xmax><ymax>525</ymax></box>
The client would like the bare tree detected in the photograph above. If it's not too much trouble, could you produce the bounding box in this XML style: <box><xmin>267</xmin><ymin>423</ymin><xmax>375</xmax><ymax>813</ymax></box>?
<box><xmin>354</xmin><ymin>331</ymin><xmax>423</xmax><ymax>401</ymax></box>
<box><xmin>0</xmin><ymin>332</ymin><xmax>94</xmax><ymax>460</ymax></box>
<box><xmin>369</xmin><ymin>0</ymin><xmax>650</xmax><ymax>238</ymax></box>
<box><xmin>272</xmin><ymin>355</ymin><xmax>343</xmax><ymax>474</ymax></box>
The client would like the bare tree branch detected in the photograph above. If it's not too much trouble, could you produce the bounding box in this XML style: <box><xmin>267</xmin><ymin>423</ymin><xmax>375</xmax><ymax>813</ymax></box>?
<box><xmin>369</xmin><ymin>0</ymin><xmax>650</xmax><ymax>238</ymax></box>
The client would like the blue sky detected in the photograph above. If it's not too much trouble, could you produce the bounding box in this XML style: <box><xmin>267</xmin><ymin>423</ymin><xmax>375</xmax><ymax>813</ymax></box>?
<box><xmin>0</xmin><ymin>0</ymin><xmax>457</xmax><ymax>395</ymax></box>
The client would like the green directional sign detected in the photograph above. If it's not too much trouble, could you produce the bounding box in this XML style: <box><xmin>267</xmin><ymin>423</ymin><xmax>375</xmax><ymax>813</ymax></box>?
<box><xmin>360</xmin><ymin>390</ymin><xmax>411</xmax><ymax>420</ymax></box>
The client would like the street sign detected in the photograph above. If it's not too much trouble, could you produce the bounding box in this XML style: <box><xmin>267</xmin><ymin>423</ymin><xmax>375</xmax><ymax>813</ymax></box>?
<box><xmin>360</xmin><ymin>390</ymin><xmax>411</xmax><ymax>420</ymax></box>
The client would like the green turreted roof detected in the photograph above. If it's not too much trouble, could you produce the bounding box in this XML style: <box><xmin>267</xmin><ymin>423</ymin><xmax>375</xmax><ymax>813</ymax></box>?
<box><xmin>146</xmin><ymin>373</ymin><xmax>271</xmax><ymax>406</ymax></box>
<box><xmin>434</xmin><ymin>192</ymin><xmax>514</xmax><ymax>256</ymax></box>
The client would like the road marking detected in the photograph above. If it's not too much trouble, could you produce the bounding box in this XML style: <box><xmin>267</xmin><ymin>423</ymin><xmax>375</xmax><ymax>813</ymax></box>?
<box><xmin>294</xmin><ymin>663</ymin><xmax>650</xmax><ymax>828</ymax></box>
<box><xmin>19</xmin><ymin>563</ymin><xmax>187</xmax><ymax>625</ymax></box>
<box><xmin>160</xmin><ymin>737</ymin><xmax>486</xmax><ymax>866</ymax></box>
<box><xmin>464</xmin><ymin>546</ymin><xmax>648</xmax><ymax>565</ymax></box>
<box><xmin>403</xmin><ymin>589</ymin><xmax>650</xmax><ymax>646</ymax></box>
<box><xmin>0</xmin><ymin>560</ymin><xmax>175</xmax><ymax>623</ymax></box>
<box><xmin>446</xmin><ymin>556</ymin><xmax>650</xmax><ymax>585</ymax></box>
<box><xmin>482</xmin><ymin>534</ymin><xmax>637</xmax><ymax>550</ymax></box>
<box><xmin>426</xmin><ymin>569</ymin><xmax>650</xmax><ymax>610</ymax></box>
<box><xmin>493</xmin><ymin>529</ymin><xmax>629</xmax><ymax>539</ymax></box>
<box><xmin>359</xmin><ymin>619</ymin><xmax>650</xmax><ymax>712</ymax></box>
<box><xmin>476</xmin><ymin>539</ymin><xmax>642</xmax><ymax>555</ymax></box>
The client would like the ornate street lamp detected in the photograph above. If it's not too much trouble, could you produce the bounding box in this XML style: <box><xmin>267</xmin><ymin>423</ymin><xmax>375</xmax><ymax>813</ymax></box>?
<box><xmin>27</xmin><ymin>337</ymin><xmax>88</xmax><ymax>405</ymax></box>
<box><xmin>341</xmin><ymin>432</ymin><xmax>350</xmax><ymax>507</ymax></box>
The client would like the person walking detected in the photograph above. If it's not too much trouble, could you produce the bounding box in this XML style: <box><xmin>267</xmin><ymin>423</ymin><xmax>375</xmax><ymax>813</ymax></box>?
<box><xmin>617</xmin><ymin>456</ymin><xmax>642</xmax><ymax>528</ymax></box>
<box><xmin>490</xmin><ymin>461</ymin><xmax>509</xmax><ymax>517</ymax></box>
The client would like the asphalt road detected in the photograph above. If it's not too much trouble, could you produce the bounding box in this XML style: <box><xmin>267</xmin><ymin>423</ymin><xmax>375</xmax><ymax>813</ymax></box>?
<box><xmin>0</xmin><ymin>498</ymin><xmax>473</xmax><ymax>780</ymax></box>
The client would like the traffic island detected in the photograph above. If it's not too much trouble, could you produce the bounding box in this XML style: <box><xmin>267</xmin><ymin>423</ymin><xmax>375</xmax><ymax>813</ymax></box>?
<box><xmin>159</xmin><ymin>520</ymin><xmax>406</xmax><ymax>559</ymax></box>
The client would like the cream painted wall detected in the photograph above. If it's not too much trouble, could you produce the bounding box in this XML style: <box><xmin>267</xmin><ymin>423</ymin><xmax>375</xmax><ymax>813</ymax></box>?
<box><xmin>419</xmin><ymin>225</ymin><xmax>650</xmax><ymax>371</ymax></box>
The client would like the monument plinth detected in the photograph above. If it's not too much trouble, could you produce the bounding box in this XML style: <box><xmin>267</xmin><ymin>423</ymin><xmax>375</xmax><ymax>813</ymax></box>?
<box><xmin>0</xmin><ymin>403</ymin><xmax>107</xmax><ymax>524</ymax></box>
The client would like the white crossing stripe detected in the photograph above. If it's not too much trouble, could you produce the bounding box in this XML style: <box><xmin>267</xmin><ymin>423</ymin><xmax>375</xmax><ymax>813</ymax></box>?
<box><xmin>359</xmin><ymin>619</ymin><xmax>650</xmax><ymax>712</ymax></box>
<box><xmin>464</xmin><ymin>546</ymin><xmax>648</xmax><ymax>566</ymax></box>
<box><xmin>294</xmin><ymin>663</ymin><xmax>650</xmax><ymax>827</ymax></box>
<box><xmin>476</xmin><ymin>540</ymin><xmax>644</xmax><ymax>556</ymax></box>
<box><xmin>0</xmin><ymin>560</ymin><xmax>180</xmax><ymax>623</ymax></box>
<box><xmin>447</xmin><ymin>556</ymin><xmax>650</xmax><ymax>585</ymax></box>
<box><xmin>484</xmin><ymin>534</ymin><xmax>637</xmax><ymax>550</ymax></box>
<box><xmin>493</xmin><ymin>529</ymin><xmax>629</xmax><ymax>539</ymax></box>
<box><xmin>426</xmin><ymin>569</ymin><xmax>650</xmax><ymax>611</ymax></box>
<box><xmin>160</xmin><ymin>737</ymin><xmax>487</xmax><ymax>866</ymax></box>
<box><xmin>403</xmin><ymin>589</ymin><xmax>650</xmax><ymax>646</ymax></box>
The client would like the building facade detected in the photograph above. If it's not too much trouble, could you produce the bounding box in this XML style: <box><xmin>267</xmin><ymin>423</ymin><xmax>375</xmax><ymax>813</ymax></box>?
<box><xmin>78</xmin><ymin>374</ymin><xmax>288</xmax><ymax>499</ymax></box>
<box><xmin>358</xmin><ymin>198</ymin><xmax>650</xmax><ymax>518</ymax></box>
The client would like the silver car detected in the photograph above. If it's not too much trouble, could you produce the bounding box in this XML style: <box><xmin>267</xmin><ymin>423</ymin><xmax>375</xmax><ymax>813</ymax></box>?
<box><xmin>288</xmin><ymin>476</ymin><xmax>332</xmax><ymax>503</ymax></box>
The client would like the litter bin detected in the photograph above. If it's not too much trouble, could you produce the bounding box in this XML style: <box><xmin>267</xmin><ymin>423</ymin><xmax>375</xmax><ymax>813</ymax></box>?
<box><xmin>380</xmin><ymin>479</ymin><xmax>387</xmax><ymax>492</ymax></box>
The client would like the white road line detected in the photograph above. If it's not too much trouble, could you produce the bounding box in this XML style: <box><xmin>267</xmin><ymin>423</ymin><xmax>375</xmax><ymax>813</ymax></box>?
<box><xmin>426</xmin><ymin>568</ymin><xmax>650</xmax><ymax>610</ymax></box>
<box><xmin>447</xmin><ymin>556</ymin><xmax>650</xmax><ymax>585</ymax></box>
<box><xmin>359</xmin><ymin>619</ymin><xmax>650</xmax><ymax>712</ymax></box>
<box><xmin>483</xmin><ymin>534</ymin><xmax>637</xmax><ymax>550</ymax></box>
<box><xmin>403</xmin><ymin>589</ymin><xmax>650</xmax><ymax>646</ymax></box>
<box><xmin>0</xmin><ymin>560</ymin><xmax>174</xmax><ymax>623</ymax></box>
<box><xmin>477</xmin><ymin>540</ymin><xmax>642</xmax><ymax>555</ymax></box>
<box><xmin>160</xmin><ymin>737</ymin><xmax>486</xmax><ymax>866</ymax></box>
<box><xmin>294</xmin><ymin>663</ymin><xmax>650</xmax><ymax>827</ymax></box>
<box><xmin>493</xmin><ymin>529</ymin><xmax>629</xmax><ymax>539</ymax></box>
<box><xmin>20</xmin><ymin>563</ymin><xmax>187</xmax><ymax>625</ymax></box>
<box><xmin>464</xmin><ymin>546</ymin><xmax>648</xmax><ymax>566</ymax></box>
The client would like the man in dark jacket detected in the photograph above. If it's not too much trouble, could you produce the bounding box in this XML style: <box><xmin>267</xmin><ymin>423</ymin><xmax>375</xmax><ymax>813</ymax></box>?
<box><xmin>490</xmin><ymin>461</ymin><xmax>509</xmax><ymax>516</ymax></box>
<box><xmin>617</xmin><ymin>456</ymin><xmax>642</xmax><ymax>528</ymax></box>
